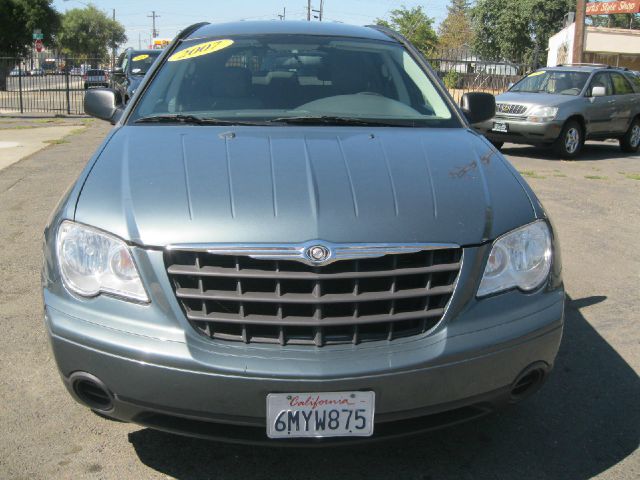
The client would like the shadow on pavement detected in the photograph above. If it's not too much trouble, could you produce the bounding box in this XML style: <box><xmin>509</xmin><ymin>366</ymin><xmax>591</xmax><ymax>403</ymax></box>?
<box><xmin>128</xmin><ymin>295</ymin><xmax>639</xmax><ymax>479</ymax></box>
<box><xmin>502</xmin><ymin>142</ymin><xmax>632</xmax><ymax>162</ymax></box>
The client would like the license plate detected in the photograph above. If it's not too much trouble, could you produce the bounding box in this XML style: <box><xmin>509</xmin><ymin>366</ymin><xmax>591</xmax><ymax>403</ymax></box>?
<box><xmin>266</xmin><ymin>391</ymin><xmax>375</xmax><ymax>439</ymax></box>
<box><xmin>492</xmin><ymin>121</ymin><xmax>508</xmax><ymax>133</ymax></box>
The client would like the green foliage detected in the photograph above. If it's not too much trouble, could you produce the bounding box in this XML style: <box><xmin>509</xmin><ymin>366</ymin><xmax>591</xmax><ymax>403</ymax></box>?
<box><xmin>56</xmin><ymin>5</ymin><xmax>126</xmax><ymax>60</ymax></box>
<box><xmin>0</xmin><ymin>0</ymin><xmax>59</xmax><ymax>56</ymax></box>
<box><xmin>443</xmin><ymin>70</ymin><xmax>460</xmax><ymax>89</ymax></box>
<box><xmin>589</xmin><ymin>13</ymin><xmax>640</xmax><ymax>29</ymax></box>
<box><xmin>375</xmin><ymin>5</ymin><xmax>438</xmax><ymax>55</ymax></box>
<box><xmin>438</xmin><ymin>0</ymin><xmax>474</xmax><ymax>51</ymax></box>
<box><xmin>472</xmin><ymin>0</ymin><xmax>575</xmax><ymax>64</ymax></box>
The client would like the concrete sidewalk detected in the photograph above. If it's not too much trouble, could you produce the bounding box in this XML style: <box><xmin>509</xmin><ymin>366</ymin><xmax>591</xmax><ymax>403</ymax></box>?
<box><xmin>0</xmin><ymin>120</ymin><xmax>89</xmax><ymax>172</ymax></box>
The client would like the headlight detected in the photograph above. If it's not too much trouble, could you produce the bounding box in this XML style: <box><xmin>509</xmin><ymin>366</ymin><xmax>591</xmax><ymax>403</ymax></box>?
<box><xmin>527</xmin><ymin>106</ymin><xmax>558</xmax><ymax>123</ymax></box>
<box><xmin>478</xmin><ymin>221</ymin><xmax>552</xmax><ymax>297</ymax></box>
<box><xmin>56</xmin><ymin>221</ymin><xmax>148</xmax><ymax>302</ymax></box>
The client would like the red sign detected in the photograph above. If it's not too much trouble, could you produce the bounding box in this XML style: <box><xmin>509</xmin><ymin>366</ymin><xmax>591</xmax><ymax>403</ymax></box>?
<box><xmin>586</xmin><ymin>1</ymin><xmax>640</xmax><ymax>15</ymax></box>
<box><xmin>35</xmin><ymin>39</ymin><xmax>43</xmax><ymax>52</ymax></box>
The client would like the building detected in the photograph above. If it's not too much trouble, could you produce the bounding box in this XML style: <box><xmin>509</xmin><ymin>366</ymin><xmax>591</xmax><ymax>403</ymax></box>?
<box><xmin>548</xmin><ymin>23</ymin><xmax>640</xmax><ymax>69</ymax></box>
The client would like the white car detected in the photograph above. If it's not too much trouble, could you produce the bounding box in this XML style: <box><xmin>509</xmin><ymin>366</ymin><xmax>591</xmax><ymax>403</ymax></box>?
<box><xmin>83</xmin><ymin>69</ymin><xmax>109</xmax><ymax>89</ymax></box>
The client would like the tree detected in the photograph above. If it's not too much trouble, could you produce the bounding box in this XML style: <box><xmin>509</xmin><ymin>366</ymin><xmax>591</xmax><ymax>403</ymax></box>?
<box><xmin>56</xmin><ymin>5</ymin><xmax>126</xmax><ymax>62</ymax></box>
<box><xmin>589</xmin><ymin>13</ymin><xmax>640</xmax><ymax>29</ymax></box>
<box><xmin>0</xmin><ymin>0</ymin><xmax>59</xmax><ymax>89</ymax></box>
<box><xmin>0</xmin><ymin>0</ymin><xmax>58</xmax><ymax>56</ymax></box>
<box><xmin>438</xmin><ymin>0</ymin><xmax>474</xmax><ymax>51</ymax></box>
<box><xmin>472</xmin><ymin>0</ymin><xmax>575</xmax><ymax>64</ymax></box>
<box><xmin>376</xmin><ymin>5</ymin><xmax>438</xmax><ymax>55</ymax></box>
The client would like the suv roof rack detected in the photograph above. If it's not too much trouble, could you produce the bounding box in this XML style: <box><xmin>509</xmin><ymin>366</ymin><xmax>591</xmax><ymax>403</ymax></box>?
<box><xmin>555</xmin><ymin>63</ymin><xmax>629</xmax><ymax>71</ymax></box>
<box><xmin>556</xmin><ymin>63</ymin><xmax>610</xmax><ymax>67</ymax></box>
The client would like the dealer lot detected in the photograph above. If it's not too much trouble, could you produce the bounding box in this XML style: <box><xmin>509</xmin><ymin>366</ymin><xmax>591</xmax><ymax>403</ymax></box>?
<box><xmin>0</xmin><ymin>121</ymin><xmax>638</xmax><ymax>479</ymax></box>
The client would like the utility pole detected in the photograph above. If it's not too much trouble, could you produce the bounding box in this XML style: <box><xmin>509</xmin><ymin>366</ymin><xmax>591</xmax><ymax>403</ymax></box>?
<box><xmin>312</xmin><ymin>0</ymin><xmax>323</xmax><ymax>21</ymax></box>
<box><xmin>111</xmin><ymin>9</ymin><xmax>116</xmax><ymax>72</ymax></box>
<box><xmin>148</xmin><ymin>10</ymin><xmax>160</xmax><ymax>38</ymax></box>
<box><xmin>572</xmin><ymin>0</ymin><xmax>586</xmax><ymax>63</ymax></box>
<box><xmin>307</xmin><ymin>0</ymin><xmax>311</xmax><ymax>21</ymax></box>
<box><xmin>278</xmin><ymin>7</ymin><xmax>286</xmax><ymax>20</ymax></box>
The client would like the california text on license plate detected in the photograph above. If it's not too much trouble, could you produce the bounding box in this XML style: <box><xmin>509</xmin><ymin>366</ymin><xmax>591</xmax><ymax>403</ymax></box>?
<box><xmin>266</xmin><ymin>391</ymin><xmax>375</xmax><ymax>439</ymax></box>
<box><xmin>492</xmin><ymin>121</ymin><xmax>508</xmax><ymax>133</ymax></box>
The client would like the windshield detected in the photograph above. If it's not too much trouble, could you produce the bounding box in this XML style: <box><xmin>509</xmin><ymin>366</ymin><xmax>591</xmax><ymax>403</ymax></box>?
<box><xmin>128</xmin><ymin>51</ymin><xmax>161</xmax><ymax>75</ymax></box>
<box><xmin>129</xmin><ymin>34</ymin><xmax>457</xmax><ymax>127</ymax></box>
<box><xmin>510</xmin><ymin>70</ymin><xmax>590</xmax><ymax>96</ymax></box>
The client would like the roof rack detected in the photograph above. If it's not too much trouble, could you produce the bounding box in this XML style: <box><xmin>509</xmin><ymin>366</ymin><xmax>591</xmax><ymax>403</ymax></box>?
<box><xmin>556</xmin><ymin>63</ymin><xmax>610</xmax><ymax>67</ymax></box>
<box><xmin>555</xmin><ymin>63</ymin><xmax>630</xmax><ymax>71</ymax></box>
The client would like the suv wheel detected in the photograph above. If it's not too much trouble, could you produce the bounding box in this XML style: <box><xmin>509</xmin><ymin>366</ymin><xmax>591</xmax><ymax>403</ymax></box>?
<box><xmin>554</xmin><ymin>120</ymin><xmax>583</xmax><ymax>159</ymax></box>
<box><xmin>620</xmin><ymin>118</ymin><xmax>640</xmax><ymax>153</ymax></box>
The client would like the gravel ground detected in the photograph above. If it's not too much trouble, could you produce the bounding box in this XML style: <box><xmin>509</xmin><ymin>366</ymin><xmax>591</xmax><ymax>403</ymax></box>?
<box><xmin>0</xmin><ymin>121</ymin><xmax>638</xmax><ymax>479</ymax></box>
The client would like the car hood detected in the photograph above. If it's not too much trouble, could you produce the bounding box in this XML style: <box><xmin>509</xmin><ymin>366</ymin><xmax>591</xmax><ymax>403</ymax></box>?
<box><xmin>75</xmin><ymin>126</ymin><xmax>535</xmax><ymax>247</ymax></box>
<box><xmin>496</xmin><ymin>91</ymin><xmax>579</xmax><ymax>107</ymax></box>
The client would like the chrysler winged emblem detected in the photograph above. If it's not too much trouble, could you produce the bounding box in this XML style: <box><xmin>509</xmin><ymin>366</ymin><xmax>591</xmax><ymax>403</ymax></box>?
<box><xmin>305</xmin><ymin>245</ymin><xmax>330</xmax><ymax>264</ymax></box>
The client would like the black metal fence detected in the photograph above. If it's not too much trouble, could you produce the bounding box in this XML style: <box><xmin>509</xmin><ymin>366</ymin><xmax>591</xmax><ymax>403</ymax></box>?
<box><xmin>426</xmin><ymin>47</ymin><xmax>536</xmax><ymax>104</ymax></box>
<box><xmin>0</xmin><ymin>57</ymin><xmax>105</xmax><ymax>115</ymax></box>
<box><xmin>0</xmin><ymin>50</ymin><xmax>536</xmax><ymax>115</ymax></box>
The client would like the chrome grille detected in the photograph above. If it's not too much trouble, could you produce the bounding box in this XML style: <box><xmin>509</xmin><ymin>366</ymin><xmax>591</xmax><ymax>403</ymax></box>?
<box><xmin>165</xmin><ymin>247</ymin><xmax>462</xmax><ymax>346</ymax></box>
<box><xmin>496</xmin><ymin>103</ymin><xmax>528</xmax><ymax>115</ymax></box>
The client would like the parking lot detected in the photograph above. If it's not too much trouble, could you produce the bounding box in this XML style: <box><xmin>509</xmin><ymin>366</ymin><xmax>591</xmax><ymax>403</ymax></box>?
<box><xmin>0</xmin><ymin>119</ymin><xmax>638</xmax><ymax>479</ymax></box>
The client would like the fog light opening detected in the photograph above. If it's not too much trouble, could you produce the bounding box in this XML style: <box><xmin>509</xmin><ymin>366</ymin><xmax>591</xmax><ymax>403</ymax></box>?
<box><xmin>69</xmin><ymin>372</ymin><xmax>114</xmax><ymax>411</ymax></box>
<box><xmin>510</xmin><ymin>364</ymin><xmax>548</xmax><ymax>402</ymax></box>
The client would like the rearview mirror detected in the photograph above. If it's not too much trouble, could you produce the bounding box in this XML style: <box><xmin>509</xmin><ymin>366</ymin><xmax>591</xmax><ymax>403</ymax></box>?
<box><xmin>591</xmin><ymin>86</ymin><xmax>606</xmax><ymax>97</ymax></box>
<box><xmin>460</xmin><ymin>92</ymin><xmax>496</xmax><ymax>125</ymax></box>
<box><xmin>112</xmin><ymin>66</ymin><xmax>124</xmax><ymax>76</ymax></box>
<box><xmin>84</xmin><ymin>88</ymin><xmax>123</xmax><ymax>124</ymax></box>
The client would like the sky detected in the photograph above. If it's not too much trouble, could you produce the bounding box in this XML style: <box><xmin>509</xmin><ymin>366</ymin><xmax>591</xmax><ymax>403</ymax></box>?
<box><xmin>52</xmin><ymin>0</ymin><xmax>451</xmax><ymax>51</ymax></box>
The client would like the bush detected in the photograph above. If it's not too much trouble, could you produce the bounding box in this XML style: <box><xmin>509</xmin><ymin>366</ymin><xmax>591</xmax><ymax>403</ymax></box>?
<box><xmin>443</xmin><ymin>71</ymin><xmax>460</xmax><ymax>89</ymax></box>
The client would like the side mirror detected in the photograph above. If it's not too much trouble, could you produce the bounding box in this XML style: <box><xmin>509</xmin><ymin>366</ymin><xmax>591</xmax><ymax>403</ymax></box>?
<box><xmin>507</xmin><ymin>82</ymin><xmax>515</xmax><ymax>89</ymax></box>
<box><xmin>112</xmin><ymin>66</ymin><xmax>124</xmax><ymax>77</ymax></box>
<box><xmin>460</xmin><ymin>92</ymin><xmax>496</xmax><ymax>125</ymax></box>
<box><xmin>84</xmin><ymin>88</ymin><xmax>123</xmax><ymax>124</ymax></box>
<box><xmin>591</xmin><ymin>85</ymin><xmax>606</xmax><ymax>97</ymax></box>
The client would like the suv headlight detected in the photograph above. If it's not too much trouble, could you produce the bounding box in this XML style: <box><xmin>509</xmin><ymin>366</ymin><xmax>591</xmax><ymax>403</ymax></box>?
<box><xmin>478</xmin><ymin>220</ymin><xmax>552</xmax><ymax>297</ymax></box>
<box><xmin>527</xmin><ymin>106</ymin><xmax>558</xmax><ymax>123</ymax></box>
<box><xmin>56</xmin><ymin>221</ymin><xmax>148</xmax><ymax>302</ymax></box>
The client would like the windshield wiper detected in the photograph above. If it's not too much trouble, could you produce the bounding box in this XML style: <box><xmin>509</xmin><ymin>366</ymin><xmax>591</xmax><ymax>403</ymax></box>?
<box><xmin>134</xmin><ymin>114</ymin><xmax>267</xmax><ymax>126</ymax></box>
<box><xmin>268</xmin><ymin>115</ymin><xmax>420</xmax><ymax>127</ymax></box>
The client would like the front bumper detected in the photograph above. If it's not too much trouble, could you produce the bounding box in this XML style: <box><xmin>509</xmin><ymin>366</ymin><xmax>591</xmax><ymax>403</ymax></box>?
<box><xmin>44</xmin><ymin>272</ymin><xmax>564</xmax><ymax>443</ymax></box>
<box><xmin>475</xmin><ymin>117</ymin><xmax>564</xmax><ymax>145</ymax></box>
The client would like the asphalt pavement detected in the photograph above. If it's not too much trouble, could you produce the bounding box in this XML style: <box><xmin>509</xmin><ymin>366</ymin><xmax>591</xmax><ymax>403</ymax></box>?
<box><xmin>0</xmin><ymin>120</ymin><xmax>638</xmax><ymax>479</ymax></box>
